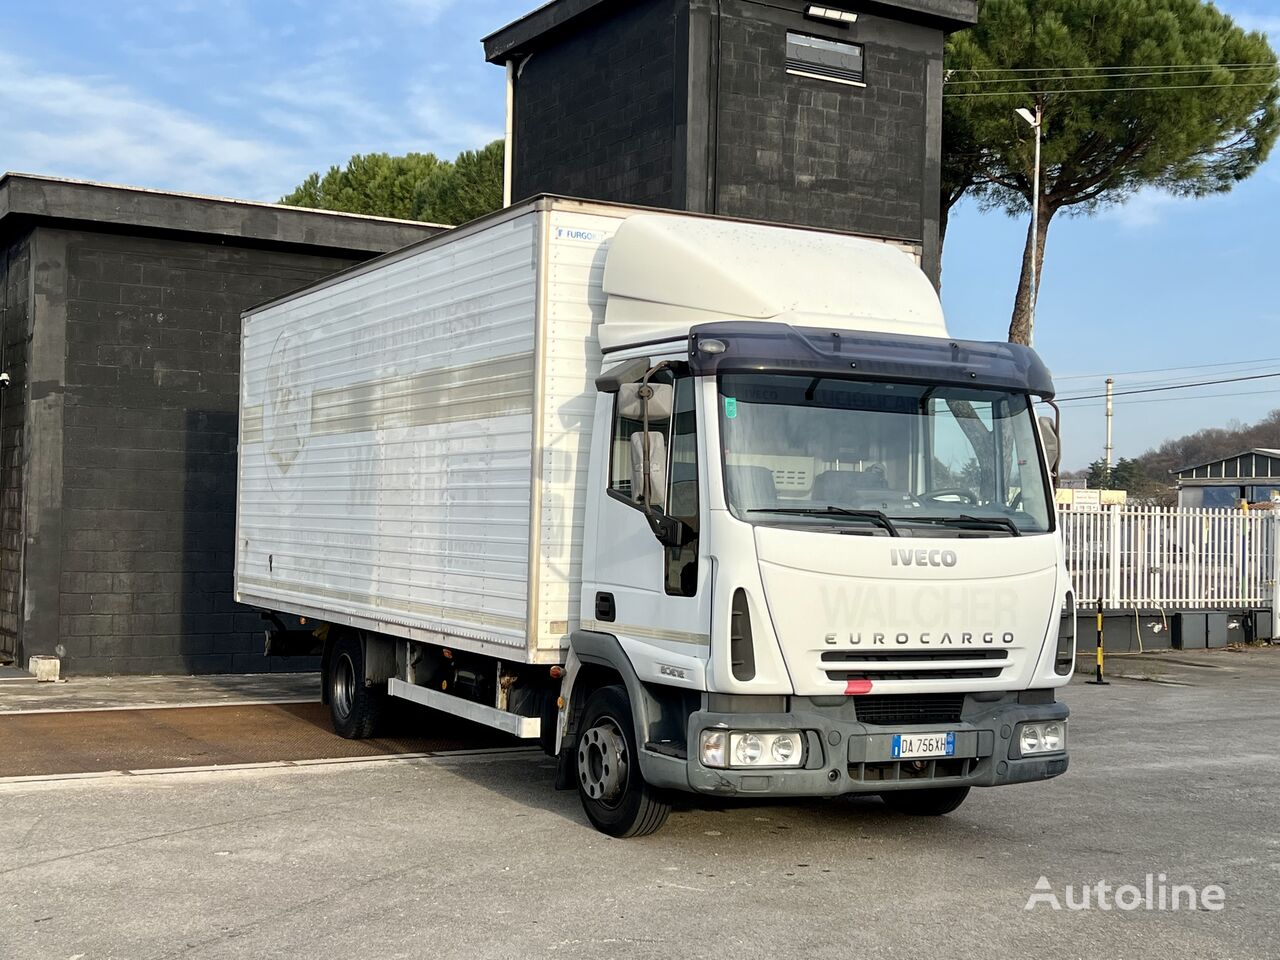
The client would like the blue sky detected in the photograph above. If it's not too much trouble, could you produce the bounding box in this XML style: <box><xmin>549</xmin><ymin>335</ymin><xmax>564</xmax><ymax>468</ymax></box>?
<box><xmin>2</xmin><ymin>0</ymin><xmax>1277</xmax><ymax>469</ymax></box>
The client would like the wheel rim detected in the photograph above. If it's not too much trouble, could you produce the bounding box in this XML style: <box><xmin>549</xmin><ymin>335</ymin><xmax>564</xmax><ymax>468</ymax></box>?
<box><xmin>578</xmin><ymin>716</ymin><xmax>628</xmax><ymax>809</ymax></box>
<box><xmin>332</xmin><ymin>652</ymin><xmax>356</xmax><ymax>722</ymax></box>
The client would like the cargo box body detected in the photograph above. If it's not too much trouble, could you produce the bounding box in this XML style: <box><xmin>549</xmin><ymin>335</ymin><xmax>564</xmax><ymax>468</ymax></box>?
<box><xmin>237</xmin><ymin>199</ymin><xmax>629</xmax><ymax>664</ymax></box>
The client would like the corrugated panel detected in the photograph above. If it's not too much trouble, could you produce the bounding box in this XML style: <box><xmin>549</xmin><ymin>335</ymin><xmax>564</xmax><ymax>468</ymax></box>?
<box><xmin>533</xmin><ymin>210</ymin><xmax>623</xmax><ymax>651</ymax></box>
<box><xmin>237</xmin><ymin>211</ymin><xmax>542</xmax><ymax>653</ymax></box>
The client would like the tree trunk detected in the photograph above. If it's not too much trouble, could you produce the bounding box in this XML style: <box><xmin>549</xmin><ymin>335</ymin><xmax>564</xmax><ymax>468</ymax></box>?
<box><xmin>1007</xmin><ymin>202</ymin><xmax>1055</xmax><ymax>346</ymax></box>
<box><xmin>939</xmin><ymin>191</ymin><xmax>953</xmax><ymax>255</ymax></box>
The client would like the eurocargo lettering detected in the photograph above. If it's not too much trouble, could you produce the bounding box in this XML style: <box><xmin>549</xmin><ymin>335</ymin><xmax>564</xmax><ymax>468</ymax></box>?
<box><xmin>235</xmin><ymin>196</ymin><xmax>1074</xmax><ymax>838</ymax></box>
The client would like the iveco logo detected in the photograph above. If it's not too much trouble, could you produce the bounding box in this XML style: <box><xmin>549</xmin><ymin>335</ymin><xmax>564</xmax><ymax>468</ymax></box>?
<box><xmin>891</xmin><ymin>548</ymin><xmax>958</xmax><ymax>568</ymax></box>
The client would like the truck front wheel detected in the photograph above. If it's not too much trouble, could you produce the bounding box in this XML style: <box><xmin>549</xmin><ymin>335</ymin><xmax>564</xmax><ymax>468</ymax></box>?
<box><xmin>576</xmin><ymin>685</ymin><xmax>670</xmax><ymax>838</ymax></box>
<box><xmin>880</xmin><ymin>786</ymin><xmax>970</xmax><ymax>816</ymax></box>
<box><xmin>327</xmin><ymin>634</ymin><xmax>386</xmax><ymax>739</ymax></box>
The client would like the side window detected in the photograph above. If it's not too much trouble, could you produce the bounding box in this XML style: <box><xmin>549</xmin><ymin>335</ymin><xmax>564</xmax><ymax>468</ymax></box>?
<box><xmin>608</xmin><ymin>370</ymin><xmax>675</xmax><ymax>507</ymax></box>
<box><xmin>665</xmin><ymin>377</ymin><xmax>699</xmax><ymax>597</ymax></box>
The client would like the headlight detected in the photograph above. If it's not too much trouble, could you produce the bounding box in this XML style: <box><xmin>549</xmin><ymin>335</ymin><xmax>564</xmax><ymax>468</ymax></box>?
<box><xmin>699</xmin><ymin>730</ymin><xmax>806</xmax><ymax>769</ymax></box>
<box><xmin>1041</xmin><ymin>721</ymin><xmax>1065</xmax><ymax>752</ymax></box>
<box><xmin>734</xmin><ymin>733</ymin><xmax>763</xmax><ymax>765</ymax></box>
<box><xmin>1017</xmin><ymin>721</ymin><xmax>1067</xmax><ymax>755</ymax></box>
<box><xmin>771</xmin><ymin>734</ymin><xmax>797</xmax><ymax>765</ymax></box>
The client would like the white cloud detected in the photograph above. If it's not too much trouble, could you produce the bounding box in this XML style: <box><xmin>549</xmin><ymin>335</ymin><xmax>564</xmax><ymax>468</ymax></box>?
<box><xmin>1235</xmin><ymin>14</ymin><xmax>1280</xmax><ymax>39</ymax></box>
<box><xmin>1095</xmin><ymin>191</ymin><xmax>1192</xmax><ymax>230</ymax></box>
<box><xmin>390</xmin><ymin>0</ymin><xmax>464</xmax><ymax>23</ymax></box>
<box><xmin>0</xmin><ymin>51</ymin><xmax>306</xmax><ymax>200</ymax></box>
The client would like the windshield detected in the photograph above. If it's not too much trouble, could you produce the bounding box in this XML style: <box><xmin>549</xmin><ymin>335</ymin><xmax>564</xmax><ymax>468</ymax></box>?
<box><xmin>718</xmin><ymin>374</ymin><xmax>1053</xmax><ymax>535</ymax></box>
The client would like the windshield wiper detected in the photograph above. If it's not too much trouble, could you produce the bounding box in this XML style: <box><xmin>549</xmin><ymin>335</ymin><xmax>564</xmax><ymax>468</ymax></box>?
<box><xmin>911</xmin><ymin>515</ymin><xmax>1023</xmax><ymax>537</ymax></box>
<box><xmin>747</xmin><ymin>506</ymin><xmax>900</xmax><ymax>537</ymax></box>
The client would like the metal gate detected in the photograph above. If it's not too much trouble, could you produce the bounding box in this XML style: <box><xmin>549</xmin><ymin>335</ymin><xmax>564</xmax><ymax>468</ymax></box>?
<box><xmin>1060</xmin><ymin>506</ymin><xmax>1280</xmax><ymax>611</ymax></box>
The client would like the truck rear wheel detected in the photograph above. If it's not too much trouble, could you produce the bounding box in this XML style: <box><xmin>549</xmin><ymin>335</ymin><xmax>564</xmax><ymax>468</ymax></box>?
<box><xmin>880</xmin><ymin>786</ymin><xmax>970</xmax><ymax>816</ymax></box>
<box><xmin>576</xmin><ymin>685</ymin><xmax>670</xmax><ymax>838</ymax></box>
<box><xmin>327</xmin><ymin>634</ymin><xmax>386</xmax><ymax>739</ymax></box>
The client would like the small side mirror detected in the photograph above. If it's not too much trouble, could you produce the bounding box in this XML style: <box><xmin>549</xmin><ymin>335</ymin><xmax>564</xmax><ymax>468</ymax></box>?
<box><xmin>1038</xmin><ymin>415</ymin><xmax>1061</xmax><ymax>476</ymax></box>
<box><xmin>646</xmin><ymin>510</ymin><xmax>687</xmax><ymax>549</ymax></box>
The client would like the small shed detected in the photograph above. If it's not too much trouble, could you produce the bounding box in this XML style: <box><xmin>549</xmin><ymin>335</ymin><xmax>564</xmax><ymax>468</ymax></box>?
<box><xmin>1174</xmin><ymin>449</ymin><xmax>1280</xmax><ymax>508</ymax></box>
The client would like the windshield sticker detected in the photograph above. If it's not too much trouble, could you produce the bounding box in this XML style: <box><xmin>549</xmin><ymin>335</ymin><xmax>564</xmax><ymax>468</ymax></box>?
<box><xmin>724</xmin><ymin>397</ymin><xmax>738</xmax><ymax>419</ymax></box>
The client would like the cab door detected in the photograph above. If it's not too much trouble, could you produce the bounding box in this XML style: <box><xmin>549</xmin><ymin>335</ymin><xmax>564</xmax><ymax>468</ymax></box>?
<box><xmin>581</xmin><ymin>371</ymin><xmax>712</xmax><ymax>686</ymax></box>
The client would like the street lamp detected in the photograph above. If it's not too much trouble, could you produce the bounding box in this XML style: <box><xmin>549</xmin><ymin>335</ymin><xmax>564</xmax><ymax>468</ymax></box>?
<box><xmin>1016</xmin><ymin>105</ymin><xmax>1043</xmax><ymax>337</ymax></box>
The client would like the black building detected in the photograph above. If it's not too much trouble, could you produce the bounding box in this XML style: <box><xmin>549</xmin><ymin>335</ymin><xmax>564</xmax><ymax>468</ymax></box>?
<box><xmin>0</xmin><ymin>175</ymin><xmax>442</xmax><ymax>674</ymax></box>
<box><xmin>484</xmin><ymin>0</ymin><xmax>976</xmax><ymax>283</ymax></box>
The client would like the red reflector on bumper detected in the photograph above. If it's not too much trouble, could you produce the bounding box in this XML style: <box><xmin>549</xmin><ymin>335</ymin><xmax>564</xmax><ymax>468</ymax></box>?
<box><xmin>845</xmin><ymin>679</ymin><xmax>873</xmax><ymax>696</ymax></box>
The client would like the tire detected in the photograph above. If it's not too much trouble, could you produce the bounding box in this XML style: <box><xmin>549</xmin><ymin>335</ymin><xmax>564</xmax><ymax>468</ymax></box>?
<box><xmin>880</xmin><ymin>786</ymin><xmax>970</xmax><ymax>817</ymax></box>
<box><xmin>575</xmin><ymin>685</ymin><xmax>670</xmax><ymax>838</ymax></box>
<box><xmin>327</xmin><ymin>633</ymin><xmax>387</xmax><ymax>739</ymax></box>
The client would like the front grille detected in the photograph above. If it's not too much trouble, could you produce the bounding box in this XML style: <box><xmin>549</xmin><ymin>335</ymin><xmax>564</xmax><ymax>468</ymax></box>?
<box><xmin>822</xmin><ymin>649</ymin><xmax>1008</xmax><ymax>683</ymax></box>
<box><xmin>828</xmin><ymin>667</ymin><xmax>1002</xmax><ymax>681</ymax></box>
<box><xmin>822</xmin><ymin>650</ymin><xmax>1008</xmax><ymax>663</ymax></box>
<box><xmin>853</xmin><ymin>693</ymin><xmax>966</xmax><ymax>726</ymax></box>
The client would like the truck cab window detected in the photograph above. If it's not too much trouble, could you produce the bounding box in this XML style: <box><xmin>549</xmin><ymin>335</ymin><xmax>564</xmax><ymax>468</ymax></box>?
<box><xmin>608</xmin><ymin>370</ymin><xmax>675</xmax><ymax>506</ymax></box>
<box><xmin>606</xmin><ymin>371</ymin><xmax>700</xmax><ymax>597</ymax></box>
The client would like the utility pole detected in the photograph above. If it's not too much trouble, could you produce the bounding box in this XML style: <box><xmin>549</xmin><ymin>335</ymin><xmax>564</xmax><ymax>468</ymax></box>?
<box><xmin>1015</xmin><ymin>104</ymin><xmax>1044</xmax><ymax>343</ymax></box>
<box><xmin>1104</xmin><ymin>377</ymin><xmax>1115</xmax><ymax>482</ymax></box>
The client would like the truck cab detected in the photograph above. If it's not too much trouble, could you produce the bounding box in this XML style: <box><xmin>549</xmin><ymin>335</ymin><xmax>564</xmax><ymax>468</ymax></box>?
<box><xmin>563</xmin><ymin>214</ymin><xmax>1072</xmax><ymax>836</ymax></box>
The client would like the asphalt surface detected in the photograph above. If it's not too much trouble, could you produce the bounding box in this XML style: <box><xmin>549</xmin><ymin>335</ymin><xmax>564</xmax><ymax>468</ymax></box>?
<box><xmin>0</xmin><ymin>701</ymin><xmax>511</xmax><ymax>778</ymax></box>
<box><xmin>1</xmin><ymin>649</ymin><xmax>1277</xmax><ymax>960</ymax></box>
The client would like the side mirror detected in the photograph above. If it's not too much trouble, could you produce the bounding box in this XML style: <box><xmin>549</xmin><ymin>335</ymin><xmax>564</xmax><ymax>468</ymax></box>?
<box><xmin>1038</xmin><ymin>414</ymin><xmax>1062</xmax><ymax>477</ymax></box>
<box><xmin>595</xmin><ymin>356</ymin><xmax>652</xmax><ymax>394</ymax></box>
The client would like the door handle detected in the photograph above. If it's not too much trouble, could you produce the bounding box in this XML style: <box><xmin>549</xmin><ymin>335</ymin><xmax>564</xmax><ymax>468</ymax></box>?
<box><xmin>595</xmin><ymin>592</ymin><xmax>616</xmax><ymax>622</ymax></box>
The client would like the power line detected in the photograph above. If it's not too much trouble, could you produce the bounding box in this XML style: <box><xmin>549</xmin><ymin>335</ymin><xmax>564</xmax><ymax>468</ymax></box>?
<box><xmin>947</xmin><ymin>65</ymin><xmax>1276</xmax><ymax>85</ymax></box>
<box><xmin>1063</xmin><ymin>387</ymin><xmax>1280</xmax><ymax>409</ymax></box>
<box><xmin>1058</xmin><ymin>371</ymin><xmax>1280</xmax><ymax>402</ymax></box>
<box><xmin>950</xmin><ymin>62</ymin><xmax>1276</xmax><ymax>74</ymax></box>
<box><xmin>1055</xmin><ymin>356</ymin><xmax>1280</xmax><ymax>381</ymax></box>
<box><xmin>1060</xmin><ymin>365</ymin><xmax>1280</xmax><ymax>395</ymax></box>
<box><xmin>945</xmin><ymin>81</ymin><xmax>1277</xmax><ymax>98</ymax></box>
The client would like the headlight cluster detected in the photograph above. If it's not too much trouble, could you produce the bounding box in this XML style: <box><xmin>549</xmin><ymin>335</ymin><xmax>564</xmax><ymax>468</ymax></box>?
<box><xmin>699</xmin><ymin>730</ymin><xmax>805</xmax><ymax>769</ymax></box>
<box><xmin>1018</xmin><ymin>721</ymin><xmax>1066</xmax><ymax>755</ymax></box>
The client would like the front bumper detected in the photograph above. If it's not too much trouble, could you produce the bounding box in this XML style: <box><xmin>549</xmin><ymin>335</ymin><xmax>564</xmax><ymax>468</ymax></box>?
<box><xmin>641</xmin><ymin>691</ymin><xmax>1069</xmax><ymax>797</ymax></box>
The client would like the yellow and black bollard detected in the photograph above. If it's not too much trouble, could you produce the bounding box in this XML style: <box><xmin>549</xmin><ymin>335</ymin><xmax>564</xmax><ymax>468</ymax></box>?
<box><xmin>1087</xmin><ymin>598</ymin><xmax>1110</xmax><ymax>685</ymax></box>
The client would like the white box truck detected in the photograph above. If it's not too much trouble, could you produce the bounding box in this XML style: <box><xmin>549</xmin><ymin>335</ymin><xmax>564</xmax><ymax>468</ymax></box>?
<box><xmin>236</xmin><ymin>196</ymin><xmax>1074</xmax><ymax>837</ymax></box>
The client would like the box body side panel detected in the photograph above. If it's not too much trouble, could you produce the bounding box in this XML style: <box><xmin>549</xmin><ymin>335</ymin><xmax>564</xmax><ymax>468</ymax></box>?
<box><xmin>237</xmin><ymin>212</ymin><xmax>542</xmax><ymax>655</ymax></box>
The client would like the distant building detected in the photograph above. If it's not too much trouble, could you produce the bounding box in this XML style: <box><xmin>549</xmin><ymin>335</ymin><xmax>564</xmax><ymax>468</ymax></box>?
<box><xmin>0</xmin><ymin>174</ymin><xmax>443</xmax><ymax>674</ymax></box>
<box><xmin>1174</xmin><ymin>449</ymin><xmax>1280</xmax><ymax>508</ymax></box>
<box><xmin>483</xmin><ymin>0</ymin><xmax>977</xmax><ymax>285</ymax></box>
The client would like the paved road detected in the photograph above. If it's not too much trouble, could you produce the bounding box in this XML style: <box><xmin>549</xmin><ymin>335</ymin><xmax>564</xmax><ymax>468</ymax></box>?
<box><xmin>1</xmin><ymin>651</ymin><xmax>1277</xmax><ymax>959</ymax></box>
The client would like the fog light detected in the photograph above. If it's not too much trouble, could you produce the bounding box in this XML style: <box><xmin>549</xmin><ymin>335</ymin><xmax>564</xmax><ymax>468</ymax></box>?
<box><xmin>700</xmin><ymin>730</ymin><xmax>727</xmax><ymax>769</ymax></box>
<box><xmin>734</xmin><ymin>733</ymin><xmax>764</xmax><ymax>765</ymax></box>
<box><xmin>771</xmin><ymin>734</ymin><xmax>798</xmax><ymax>765</ymax></box>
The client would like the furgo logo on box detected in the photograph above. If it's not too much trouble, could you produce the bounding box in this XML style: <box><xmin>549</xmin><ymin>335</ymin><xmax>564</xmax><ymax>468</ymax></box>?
<box><xmin>891</xmin><ymin>548</ymin><xmax>958</xmax><ymax>568</ymax></box>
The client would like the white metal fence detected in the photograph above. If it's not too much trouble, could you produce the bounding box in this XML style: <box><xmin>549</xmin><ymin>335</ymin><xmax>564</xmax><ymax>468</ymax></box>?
<box><xmin>1060</xmin><ymin>507</ymin><xmax>1280</xmax><ymax>611</ymax></box>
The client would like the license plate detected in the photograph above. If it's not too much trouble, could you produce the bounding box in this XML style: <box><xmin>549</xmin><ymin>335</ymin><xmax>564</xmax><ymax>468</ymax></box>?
<box><xmin>891</xmin><ymin>732</ymin><xmax>956</xmax><ymax>759</ymax></box>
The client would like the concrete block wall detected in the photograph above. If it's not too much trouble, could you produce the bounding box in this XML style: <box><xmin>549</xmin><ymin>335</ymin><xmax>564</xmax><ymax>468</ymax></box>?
<box><xmin>512</xmin><ymin>0</ymin><xmax>677</xmax><ymax>207</ymax></box>
<box><xmin>714</xmin><ymin>2</ymin><xmax>933</xmax><ymax>246</ymax></box>
<box><xmin>0</xmin><ymin>234</ymin><xmax>31</xmax><ymax>662</ymax></box>
<box><xmin>36</xmin><ymin>231</ymin><xmax>356</xmax><ymax>674</ymax></box>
